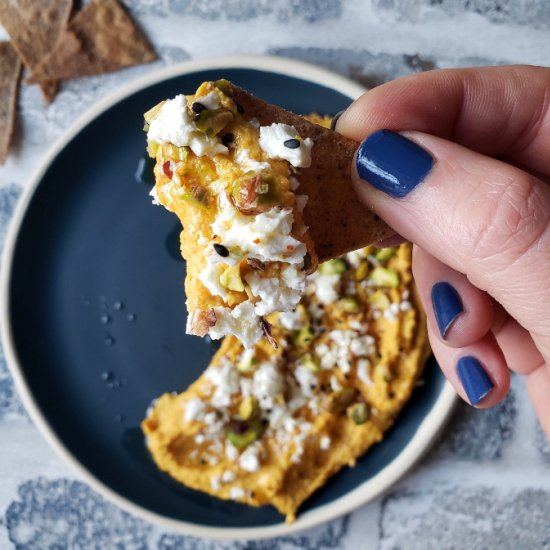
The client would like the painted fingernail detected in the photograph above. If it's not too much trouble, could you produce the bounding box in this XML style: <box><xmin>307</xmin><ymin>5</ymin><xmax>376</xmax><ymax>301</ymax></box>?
<box><xmin>330</xmin><ymin>109</ymin><xmax>346</xmax><ymax>130</ymax></box>
<box><xmin>431</xmin><ymin>281</ymin><xmax>463</xmax><ymax>338</ymax></box>
<box><xmin>456</xmin><ymin>356</ymin><xmax>494</xmax><ymax>406</ymax></box>
<box><xmin>355</xmin><ymin>129</ymin><xmax>433</xmax><ymax>197</ymax></box>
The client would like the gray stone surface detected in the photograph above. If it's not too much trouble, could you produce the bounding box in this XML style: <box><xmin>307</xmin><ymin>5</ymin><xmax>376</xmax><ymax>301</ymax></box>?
<box><xmin>379</xmin><ymin>486</ymin><xmax>550</xmax><ymax>549</ymax></box>
<box><xmin>434</xmin><ymin>387</ymin><xmax>516</xmax><ymax>460</ymax></box>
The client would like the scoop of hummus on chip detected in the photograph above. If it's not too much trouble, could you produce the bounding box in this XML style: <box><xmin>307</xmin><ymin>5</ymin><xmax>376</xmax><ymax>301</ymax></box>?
<box><xmin>144</xmin><ymin>81</ymin><xmax>393</xmax><ymax>348</ymax></box>
<box><xmin>145</xmin><ymin>80</ymin><xmax>320</xmax><ymax>348</ymax></box>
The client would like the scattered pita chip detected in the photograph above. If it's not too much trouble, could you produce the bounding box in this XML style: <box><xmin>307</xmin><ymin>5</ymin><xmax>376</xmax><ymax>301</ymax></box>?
<box><xmin>0</xmin><ymin>0</ymin><xmax>72</xmax><ymax>103</ymax></box>
<box><xmin>229</xmin><ymin>84</ymin><xmax>394</xmax><ymax>260</ymax></box>
<box><xmin>0</xmin><ymin>42</ymin><xmax>21</xmax><ymax>165</ymax></box>
<box><xmin>27</xmin><ymin>0</ymin><xmax>156</xmax><ymax>85</ymax></box>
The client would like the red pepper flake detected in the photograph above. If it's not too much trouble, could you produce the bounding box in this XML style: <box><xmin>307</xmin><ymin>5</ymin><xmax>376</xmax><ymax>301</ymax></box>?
<box><xmin>162</xmin><ymin>160</ymin><xmax>174</xmax><ymax>178</ymax></box>
<box><xmin>253</xmin><ymin>238</ymin><xmax>261</xmax><ymax>244</ymax></box>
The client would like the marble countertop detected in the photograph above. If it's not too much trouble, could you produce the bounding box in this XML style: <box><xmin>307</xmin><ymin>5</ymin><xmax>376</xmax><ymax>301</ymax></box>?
<box><xmin>2</xmin><ymin>1</ymin><xmax>550</xmax><ymax>548</ymax></box>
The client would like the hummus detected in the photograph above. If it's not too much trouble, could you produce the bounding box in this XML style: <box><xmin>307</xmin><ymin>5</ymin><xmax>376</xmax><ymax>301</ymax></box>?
<box><xmin>142</xmin><ymin>243</ymin><xmax>430</xmax><ymax>522</ymax></box>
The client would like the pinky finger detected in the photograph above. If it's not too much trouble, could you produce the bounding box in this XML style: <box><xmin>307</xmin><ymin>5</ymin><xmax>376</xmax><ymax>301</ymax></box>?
<box><xmin>427</xmin><ymin>321</ymin><xmax>510</xmax><ymax>408</ymax></box>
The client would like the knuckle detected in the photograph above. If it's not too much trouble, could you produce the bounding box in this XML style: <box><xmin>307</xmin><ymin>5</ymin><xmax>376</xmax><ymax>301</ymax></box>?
<box><xmin>470</xmin><ymin>169</ymin><xmax>550</xmax><ymax>272</ymax></box>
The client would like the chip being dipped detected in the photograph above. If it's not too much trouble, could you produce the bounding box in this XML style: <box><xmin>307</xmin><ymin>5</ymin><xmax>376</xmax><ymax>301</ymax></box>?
<box><xmin>144</xmin><ymin>81</ymin><xmax>392</xmax><ymax>348</ymax></box>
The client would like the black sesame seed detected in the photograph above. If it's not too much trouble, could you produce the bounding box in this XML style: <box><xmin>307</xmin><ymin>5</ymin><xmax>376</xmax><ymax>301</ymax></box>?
<box><xmin>192</xmin><ymin>102</ymin><xmax>206</xmax><ymax>113</ymax></box>
<box><xmin>222</xmin><ymin>133</ymin><xmax>234</xmax><ymax>147</ymax></box>
<box><xmin>283</xmin><ymin>138</ymin><xmax>301</xmax><ymax>149</ymax></box>
<box><xmin>236</xmin><ymin>103</ymin><xmax>244</xmax><ymax>113</ymax></box>
<box><xmin>213</xmin><ymin>243</ymin><xmax>229</xmax><ymax>257</ymax></box>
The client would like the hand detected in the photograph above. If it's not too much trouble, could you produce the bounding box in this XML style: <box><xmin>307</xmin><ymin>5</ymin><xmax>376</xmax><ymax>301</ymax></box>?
<box><xmin>335</xmin><ymin>65</ymin><xmax>550</xmax><ymax>437</ymax></box>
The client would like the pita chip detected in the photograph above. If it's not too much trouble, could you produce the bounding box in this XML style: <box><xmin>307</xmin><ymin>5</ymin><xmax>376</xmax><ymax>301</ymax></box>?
<box><xmin>0</xmin><ymin>42</ymin><xmax>21</xmax><ymax>165</ymax></box>
<box><xmin>0</xmin><ymin>0</ymin><xmax>72</xmax><ymax>103</ymax></box>
<box><xmin>27</xmin><ymin>0</ymin><xmax>156</xmax><ymax>84</ymax></box>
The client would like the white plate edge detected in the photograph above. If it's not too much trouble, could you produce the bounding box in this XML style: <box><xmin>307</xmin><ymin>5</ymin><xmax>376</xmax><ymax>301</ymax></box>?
<box><xmin>0</xmin><ymin>54</ymin><xmax>458</xmax><ymax>541</ymax></box>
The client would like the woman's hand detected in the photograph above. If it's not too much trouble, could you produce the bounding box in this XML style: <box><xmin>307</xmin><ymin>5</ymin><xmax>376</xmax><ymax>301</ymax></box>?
<box><xmin>336</xmin><ymin>65</ymin><xmax>550</xmax><ymax>437</ymax></box>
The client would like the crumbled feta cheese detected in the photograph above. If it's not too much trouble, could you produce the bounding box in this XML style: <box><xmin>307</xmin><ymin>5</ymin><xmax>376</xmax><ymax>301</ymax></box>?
<box><xmin>345</xmin><ymin>249</ymin><xmax>366</xmax><ymax>268</ymax></box>
<box><xmin>212</xmin><ymin>194</ymin><xmax>306</xmax><ymax>265</ymax></box>
<box><xmin>183</xmin><ymin>397</ymin><xmax>206</xmax><ymax>422</ymax></box>
<box><xmin>330</xmin><ymin>375</ymin><xmax>342</xmax><ymax>392</ymax></box>
<box><xmin>229</xmin><ymin>487</ymin><xmax>246</xmax><ymax>500</ymax></box>
<box><xmin>239</xmin><ymin>443</ymin><xmax>261</xmax><ymax>472</ymax></box>
<box><xmin>149</xmin><ymin>186</ymin><xmax>160</xmax><ymax>205</ymax></box>
<box><xmin>246</xmin><ymin>267</ymin><xmax>305</xmax><ymax>316</ymax></box>
<box><xmin>252</xmin><ymin>360</ymin><xmax>284</xmax><ymax>409</ymax></box>
<box><xmin>195</xmin><ymin>434</ymin><xmax>206</xmax><ymax>445</ymax></box>
<box><xmin>357</xmin><ymin>358</ymin><xmax>373</xmax><ymax>385</ymax></box>
<box><xmin>400</xmin><ymin>300</ymin><xmax>412</xmax><ymax>311</ymax></box>
<box><xmin>147</xmin><ymin>94</ymin><xmax>227</xmax><ymax>157</ymax></box>
<box><xmin>234</xmin><ymin>146</ymin><xmax>270</xmax><ymax>173</ymax></box>
<box><xmin>194</xmin><ymin>91</ymin><xmax>221</xmax><ymax>110</ymax></box>
<box><xmin>225</xmin><ymin>442</ymin><xmax>239</xmax><ymax>461</ymax></box>
<box><xmin>278</xmin><ymin>309</ymin><xmax>303</xmax><ymax>331</ymax></box>
<box><xmin>205</xmin><ymin>358</ymin><xmax>240</xmax><ymax>407</ymax></box>
<box><xmin>210</xmin><ymin>302</ymin><xmax>264</xmax><ymax>349</ymax></box>
<box><xmin>259</xmin><ymin>123</ymin><xmax>313</xmax><ymax>167</ymax></box>
<box><xmin>221</xmin><ymin>470</ymin><xmax>236</xmax><ymax>483</ymax></box>
<box><xmin>211</xmin><ymin>476</ymin><xmax>222</xmax><ymax>491</ymax></box>
<box><xmin>350</xmin><ymin>335</ymin><xmax>376</xmax><ymax>357</ymax></box>
<box><xmin>320</xmin><ymin>436</ymin><xmax>331</xmax><ymax>450</ymax></box>
<box><xmin>313</xmin><ymin>274</ymin><xmax>341</xmax><ymax>305</ymax></box>
<box><xmin>198</xmin><ymin>263</ymin><xmax>228</xmax><ymax>299</ymax></box>
<box><xmin>294</xmin><ymin>365</ymin><xmax>318</xmax><ymax>397</ymax></box>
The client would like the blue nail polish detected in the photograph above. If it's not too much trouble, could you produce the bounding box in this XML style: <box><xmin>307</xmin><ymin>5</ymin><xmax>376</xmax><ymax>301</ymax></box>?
<box><xmin>456</xmin><ymin>356</ymin><xmax>494</xmax><ymax>406</ymax></box>
<box><xmin>355</xmin><ymin>129</ymin><xmax>433</xmax><ymax>197</ymax></box>
<box><xmin>431</xmin><ymin>281</ymin><xmax>463</xmax><ymax>338</ymax></box>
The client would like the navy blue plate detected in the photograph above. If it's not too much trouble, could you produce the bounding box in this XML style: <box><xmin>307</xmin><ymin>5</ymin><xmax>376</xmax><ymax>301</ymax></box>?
<box><xmin>4</xmin><ymin>61</ymin><xmax>451</xmax><ymax>535</ymax></box>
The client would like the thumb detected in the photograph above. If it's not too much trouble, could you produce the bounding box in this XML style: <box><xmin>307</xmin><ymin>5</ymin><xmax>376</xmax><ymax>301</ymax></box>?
<box><xmin>351</xmin><ymin>129</ymin><xmax>550</xmax><ymax>358</ymax></box>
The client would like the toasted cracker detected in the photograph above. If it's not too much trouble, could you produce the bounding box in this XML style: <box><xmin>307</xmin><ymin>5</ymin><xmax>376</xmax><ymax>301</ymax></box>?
<box><xmin>0</xmin><ymin>42</ymin><xmax>21</xmax><ymax>165</ymax></box>
<box><xmin>0</xmin><ymin>0</ymin><xmax>72</xmax><ymax>103</ymax></box>
<box><xmin>230</xmin><ymin>85</ymin><xmax>394</xmax><ymax>261</ymax></box>
<box><xmin>27</xmin><ymin>0</ymin><xmax>156</xmax><ymax>85</ymax></box>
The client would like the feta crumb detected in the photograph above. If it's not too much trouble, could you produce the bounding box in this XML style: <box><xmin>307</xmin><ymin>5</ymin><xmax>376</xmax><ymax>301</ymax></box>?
<box><xmin>198</xmin><ymin>263</ymin><xmax>228</xmax><ymax>299</ymax></box>
<box><xmin>294</xmin><ymin>365</ymin><xmax>318</xmax><ymax>397</ymax></box>
<box><xmin>211</xmin><ymin>476</ymin><xmax>221</xmax><ymax>491</ymax></box>
<box><xmin>234</xmin><ymin>146</ymin><xmax>271</xmax><ymax>173</ymax></box>
<box><xmin>357</xmin><ymin>358</ymin><xmax>373</xmax><ymax>385</ymax></box>
<box><xmin>147</xmin><ymin>94</ymin><xmax>227</xmax><ymax>157</ymax></box>
<box><xmin>229</xmin><ymin>487</ymin><xmax>246</xmax><ymax>500</ymax></box>
<box><xmin>225</xmin><ymin>442</ymin><xmax>239</xmax><ymax>461</ymax></box>
<box><xmin>221</xmin><ymin>470</ymin><xmax>236</xmax><ymax>483</ymax></box>
<box><xmin>313</xmin><ymin>274</ymin><xmax>341</xmax><ymax>305</ymax></box>
<box><xmin>209</xmin><ymin>302</ymin><xmax>264</xmax><ymax>349</ymax></box>
<box><xmin>259</xmin><ymin>123</ymin><xmax>313</xmax><ymax>167</ymax></box>
<box><xmin>252</xmin><ymin>360</ymin><xmax>284</xmax><ymax>409</ymax></box>
<box><xmin>183</xmin><ymin>398</ymin><xmax>206</xmax><ymax>422</ymax></box>
<box><xmin>320</xmin><ymin>436</ymin><xmax>331</xmax><ymax>450</ymax></box>
<box><xmin>204</xmin><ymin>358</ymin><xmax>240</xmax><ymax>407</ymax></box>
<box><xmin>239</xmin><ymin>443</ymin><xmax>261</xmax><ymax>472</ymax></box>
<box><xmin>330</xmin><ymin>375</ymin><xmax>342</xmax><ymax>392</ymax></box>
<box><xmin>194</xmin><ymin>434</ymin><xmax>205</xmax><ymax>445</ymax></box>
<box><xmin>278</xmin><ymin>309</ymin><xmax>303</xmax><ymax>331</ymax></box>
<box><xmin>149</xmin><ymin>186</ymin><xmax>160</xmax><ymax>205</ymax></box>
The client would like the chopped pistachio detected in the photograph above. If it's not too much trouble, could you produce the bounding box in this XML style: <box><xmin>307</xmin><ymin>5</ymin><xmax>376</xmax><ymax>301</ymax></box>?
<box><xmin>368</xmin><ymin>290</ymin><xmax>391</xmax><ymax>310</ymax></box>
<box><xmin>374</xmin><ymin>247</ymin><xmax>396</xmax><ymax>262</ymax></box>
<box><xmin>238</xmin><ymin>396</ymin><xmax>259</xmax><ymax>421</ymax></box>
<box><xmin>338</xmin><ymin>296</ymin><xmax>360</xmax><ymax>313</ymax></box>
<box><xmin>298</xmin><ymin>352</ymin><xmax>320</xmax><ymax>372</ymax></box>
<box><xmin>196</xmin><ymin>108</ymin><xmax>233</xmax><ymax>135</ymax></box>
<box><xmin>227</xmin><ymin>420</ymin><xmax>262</xmax><ymax>449</ymax></box>
<box><xmin>293</xmin><ymin>325</ymin><xmax>314</xmax><ymax>346</ymax></box>
<box><xmin>319</xmin><ymin>259</ymin><xmax>347</xmax><ymax>276</ymax></box>
<box><xmin>323</xmin><ymin>387</ymin><xmax>356</xmax><ymax>414</ymax></box>
<box><xmin>143</xmin><ymin>100</ymin><xmax>165</xmax><ymax>124</ymax></box>
<box><xmin>348</xmin><ymin>402</ymin><xmax>369</xmax><ymax>425</ymax></box>
<box><xmin>213</xmin><ymin>79</ymin><xmax>233</xmax><ymax>96</ymax></box>
<box><xmin>179</xmin><ymin>186</ymin><xmax>210</xmax><ymax>210</ymax></box>
<box><xmin>146</xmin><ymin>140</ymin><xmax>159</xmax><ymax>159</ymax></box>
<box><xmin>355</xmin><ymin>260</ymin><xmax>369</xmax><ymax>281</ymax></box>
<box><xmin>375</xmin><ymin>363</ymin><xmax>392</xmax><ymax>383</ymax></box>
<box><xmin>220</xmin><ymin>264</ymin><xmax>245</xmax><ymax>292</ymax></box>
<box><xmin>369</xmin><ymin>266</ymin><xmax>399</xmax><ymax>288</ymax></box>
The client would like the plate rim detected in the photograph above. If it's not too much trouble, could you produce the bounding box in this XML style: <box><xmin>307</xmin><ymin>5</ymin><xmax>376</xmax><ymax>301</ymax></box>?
<box><xmin>0</xmin><ymin>54</ymin><xmax>457</xmax><ymax>540</ymax></box>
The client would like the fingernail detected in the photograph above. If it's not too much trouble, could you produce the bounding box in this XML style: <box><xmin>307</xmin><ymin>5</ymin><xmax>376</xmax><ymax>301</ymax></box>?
<box><xmin>355</xmin><ymin>129</ymin><xmax>433</xmax><ymax>197</ymax></box>
<box><xmin>431</xmin><ymin>281</ymin><xmax>463</xmax><ymax>338</ymax></box>
<box><xmin>456</xmin><ymin>356</ymin><xmax>494</xmax><ymax>406</ymax></box>
<box><xmin>330</xmin><ymin>110</ymin><xmax>346</xmax><ymax>131</ymax></box>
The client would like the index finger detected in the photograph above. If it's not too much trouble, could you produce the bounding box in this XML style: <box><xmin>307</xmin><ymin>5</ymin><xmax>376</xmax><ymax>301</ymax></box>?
<box><xmin>337</xmin><ymin>65</ymin><xmax>550</xmax><ymax>177</ymax></box>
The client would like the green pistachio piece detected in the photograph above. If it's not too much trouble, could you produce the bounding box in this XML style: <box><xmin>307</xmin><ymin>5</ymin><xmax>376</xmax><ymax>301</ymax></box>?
<box><xmin>146</xmin><ymin>140</ymin><xmax>159</xmax><ymax>159</ymax></box>
<box><xmin>238</xmin><ymin>396</ymin><xmax>259</xmax><ymax>421</ymax></box>
<box><xmin>374</xmin><ymin>247</ymin><xmax>396</xmax><ymax>262</ymax></box>
<box><xmin>338</xmin><ymin>296</ymin><xmax>360</xmax><ymax>313</ymax></box>
<box><xmin>293</xmin><ymin>325</ymin><xmax>314</xmax><ymax>346</ymax></box>
<box><xmin>196</xmin><ymin>108</ymin><xmax>233</xmax><ymax>135</ymax></box>
<box><xmin>237</xmin><ymin>352</ymin><xmax>258</xmax><ymax>373</ymax></box>
<box><xmin>227</xmin><ymin>420</ymin><xmax>262</xmax><ymax>449</ymax></box>
<box><xmin>179</xmin><ymin>185</ymin><xmax>210</xmax><ymax>210</ymax></box>
<box><xmin>369</xmin><ymin>266</ymin><xmax>399</xmax><ymax>288</ymax></box>
<box><xmin>220</xmin><ymin>264</ymin><xmax>245</xmax><ymax>292</ymax></box>
<box><xmin>354</xmin><ymin>260</ymin><xmax>369</xmax><ymax>281</ymax></box>
<box><xmin>143</xmin><ymin>100</ymin><xmax>165</xmax><ymax>124</ymax></box>
<box><xmin>368</xmin><ymin>290</ymin><xmax>391</xmax><ymax>310</ymax></box>
<box><xmin>348</xmin><ymin>402</ymin><xmax>369</xmax><ymax>425</ymax></box>
<box><xmin>319</xmin><ymin>259</ymin><xmax>347</xmax><ymax>276</ymax></box>
<box><xmin>213</xmin><ymin>79</ymin><xmax>233</xmax><ymax>97</ymax></box>
<box><xmin>298</xmin><ymin>352</ymin><xmax>320</xmax><ymax>372</ymax></box>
